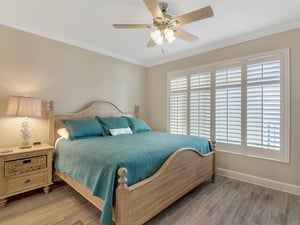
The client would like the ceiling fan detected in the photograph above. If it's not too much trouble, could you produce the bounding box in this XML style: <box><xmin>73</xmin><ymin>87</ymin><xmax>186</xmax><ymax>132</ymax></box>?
<box><xmin>113</xmin><ymin>0</ymin><xmax>214</xmax><ymax>47</ymax></box>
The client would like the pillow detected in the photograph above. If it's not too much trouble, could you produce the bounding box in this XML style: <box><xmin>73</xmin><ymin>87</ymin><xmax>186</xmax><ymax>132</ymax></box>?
<box><xmin>57</xmin><ymin>128</ymin><xmax>69</xmax><ymax>139</ymax></box>
<box><xmin>96</xmin><ymin>116</ymin><xmax>130</xmax><ymax>136</ymax></box>
<box><xmin>110</xmin><ymin>127</ymin><xmax>133</xmax><ymax>136</ymax></box>
<box><xmin>61</xmin><ymin>118</ymin><xmax>103</xmax><ymax>140</ymax></box>
<box><xmin>123</xmin><ymin>116</ymin><xmax>152</xmax><ymax>133</ymax></box>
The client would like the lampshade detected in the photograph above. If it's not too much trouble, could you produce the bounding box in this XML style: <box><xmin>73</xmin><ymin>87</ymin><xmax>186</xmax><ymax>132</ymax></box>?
<box><xmin>7</xmin><ymin>96</ymin><xmax>42</xmax><ymax>117</ymax></box>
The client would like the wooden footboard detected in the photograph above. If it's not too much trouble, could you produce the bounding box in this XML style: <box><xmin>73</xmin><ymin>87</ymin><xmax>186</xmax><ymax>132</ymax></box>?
<box><xmin>116</xmin><ymin>148</ymin><xmax>215</xmax><ymax>225</ymax></box>
<box><xmin>55</xmin><ymin>147</ymin><xmax>215</xmax><ymax>225</ymax></box>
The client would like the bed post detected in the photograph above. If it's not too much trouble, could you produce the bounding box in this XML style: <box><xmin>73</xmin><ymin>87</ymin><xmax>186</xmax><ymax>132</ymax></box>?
<box><xmin>211</xmin><ymin>140</ymin><xmax>216</xmax><ymax>183</ymax></box>
<box><xmin>48</xmin><ymin>100</ymin><xmax>55</xmax><ymax>146</ymax></box>
<box><xmin>116</xmin><ymin>167</ymin><xmax>130</xmax><ymax>225</ymax></box>
<box><xmin>134</xmin><ymin>105</ymin><xmax>140</xmax><ymax>118</ymax></box>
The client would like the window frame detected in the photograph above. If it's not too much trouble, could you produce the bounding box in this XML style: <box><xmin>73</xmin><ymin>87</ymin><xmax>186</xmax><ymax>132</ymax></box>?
<box><xmin>167</xmin><ymin>48</ymin><xmax>290</xmax><ymax>163</ymax></box>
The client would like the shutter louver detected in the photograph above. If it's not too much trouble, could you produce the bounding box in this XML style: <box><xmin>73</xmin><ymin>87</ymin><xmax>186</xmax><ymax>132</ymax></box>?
<box><xmin>216</xmin><ymin>67</ymin><xmax>241</xmax><ymax>87</ymax></box>
<box><xmin>215</xmin><ymin>67</ymin><xmax>241</xmax><ymax>144</ymax></box>
<box><xmin>247</xmin><ymin>60</ymin><xmax>280</xmax><ymax>83</ymax></box>
<box><xmin>190</xmin><ymin>73</ymin><xmax>211</xmax><ymax>138</ymax></box>
<box><xmin>247</xmin><ymin>60</ymin><xmax>281</xmax><ymax>150</ymax></box>
<box><xmin>215</xmin><ymin>88</ymin><xmax>241</xmax><ymax>144</ymax></box>
<box><xmin>169</xmin><ymin>77</ymin><xmax>188</xmax><ymax>134</ymax></box>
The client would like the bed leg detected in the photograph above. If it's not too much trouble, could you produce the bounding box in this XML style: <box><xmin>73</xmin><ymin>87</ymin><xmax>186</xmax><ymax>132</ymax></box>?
<box><xmin>211</xmin><ymin>175</ymin><xmax>216</xmax><ymax>183</ymax></box>
<box><xmin>0</xmin><ymin>198</ymin><xmax>7</xmax><ymax>207</ymax></box>
<box><xmin>211</xmin><ymin>140</ymin><xmax>216</xmax><ymax>184</ymax></box>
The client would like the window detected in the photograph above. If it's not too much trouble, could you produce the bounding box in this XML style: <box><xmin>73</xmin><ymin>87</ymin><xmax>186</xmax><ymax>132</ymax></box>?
<box><xmin>167</xmin><ymin>49</ymin><xmax>290</xmax><ymax>162</ymax></box>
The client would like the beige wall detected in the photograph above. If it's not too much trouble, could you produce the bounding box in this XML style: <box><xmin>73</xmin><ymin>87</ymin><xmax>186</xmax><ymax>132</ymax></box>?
<box><xmin>1</xmin><ymin>23</ymin><xmax>299</xmax><ymax>187</ymax></box>
<box><xmin>146</xmin><ymin>28</ymin><xmax>300</xmax><ymax>186</ymax></box>
<box><xmin>0</xmin><ymin>25</ymin><xmax>147</xmax><ymax>147</ymax></box>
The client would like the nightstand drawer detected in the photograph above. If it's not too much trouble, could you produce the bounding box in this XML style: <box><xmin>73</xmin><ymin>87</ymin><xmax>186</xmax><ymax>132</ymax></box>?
<box><xmin>4</xmin><ymin>155</ymin><xmax>47</xmax><ymax>176</ymax></box>
<box><xmin>5</xmin><ymin>171</ymin><xmax>47</xmax><ymax>195</ymax></box>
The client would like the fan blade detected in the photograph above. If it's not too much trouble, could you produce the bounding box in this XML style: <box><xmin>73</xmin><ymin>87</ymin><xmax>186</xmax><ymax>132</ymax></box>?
<box><xmin>173</xmin><ymin>6</ymin><xmax>214</xmax><ymax>25</ymax></box>
<box><xmin>173</xmin><ymin>28</ymin><xmax>199</xmax><ymax>42</ymax></box>
<box><xmin>113</xmin><ymin>24</ymin><xmax>153</xmax><ymax>29</ymax></box>
<box><xmin>147</xmin><ymin>39</ymin><xmax>156</xmax><ymax>47</ymax></box>
<box><xmin>143</xmin><ymin>0</ymin><xmax>164</xmax><ymax>19</ymax></box>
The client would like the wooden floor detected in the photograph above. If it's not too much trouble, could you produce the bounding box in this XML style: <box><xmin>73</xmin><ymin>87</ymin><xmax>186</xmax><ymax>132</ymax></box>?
<box><xmin>1</xmin><ymin>176</ymin><xmax>300</xmax><ymax>225</ymax></box>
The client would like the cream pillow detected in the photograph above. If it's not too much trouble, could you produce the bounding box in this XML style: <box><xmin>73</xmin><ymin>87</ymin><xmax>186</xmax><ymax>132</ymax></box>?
<box><xmin>57</xmin><ymin>128</ymin><xmax>70</xmax><ymax>139</ymax></box>
<box><xmin>109</xmin><ymin>127</ymin><xmax>133</xmax><ymax>136</ymax></box>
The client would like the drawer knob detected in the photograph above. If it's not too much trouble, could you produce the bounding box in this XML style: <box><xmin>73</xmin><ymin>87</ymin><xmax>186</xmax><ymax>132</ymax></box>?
<box><xmin>24</xmin><ymin>179</ymin><xmax>31</xmax><ymax>184</ymax></box>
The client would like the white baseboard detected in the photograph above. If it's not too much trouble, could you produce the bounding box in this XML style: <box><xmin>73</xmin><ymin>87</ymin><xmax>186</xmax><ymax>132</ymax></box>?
<box><xmin>217</xmin><ymin>167</ymin><xmax>300</xmax><ymax>196</ymax></box>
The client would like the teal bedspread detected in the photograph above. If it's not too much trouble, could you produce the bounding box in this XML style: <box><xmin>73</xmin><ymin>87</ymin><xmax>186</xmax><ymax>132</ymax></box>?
<box><xmin>54</xmin><ymin>131</ymin><xmax>211</xmax><ymax>225</ymax></box>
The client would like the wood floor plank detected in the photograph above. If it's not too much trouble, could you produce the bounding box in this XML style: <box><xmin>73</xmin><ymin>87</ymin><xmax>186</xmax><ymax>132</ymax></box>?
<box><xmin>284</xmin><ymin>193</ymin><xmax>300</xmax><ymax>225</ymax></box>
<box><xmin>0</xmin><ymin>177</ymin><xmax>299</xmax><ymax>225</ymax></box>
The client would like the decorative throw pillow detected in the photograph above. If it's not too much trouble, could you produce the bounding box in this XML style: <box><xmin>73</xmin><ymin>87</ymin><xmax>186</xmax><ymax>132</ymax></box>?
<box><xmin>57</xmin><ymin>128</ymin><xmax>69</xmax><ymax>139</ymax></box>
<box><xmin>61</xmin><ymin>118</ymin><xmax>103</xmax><ymax>140</ymax></box>
<box><xmin>123</xmin><ymin>116</ymin><xmax>152</xmax><ymax>134</ymax></box>
<box><xmin>96</xmin><ymin>116</ymin><xmax>130</xmax><ymax>136</ymax></box>
<box><xmin>109</xmin><ymin>127</ymin><xmax>133</xmax><ymax>136</ymax></box>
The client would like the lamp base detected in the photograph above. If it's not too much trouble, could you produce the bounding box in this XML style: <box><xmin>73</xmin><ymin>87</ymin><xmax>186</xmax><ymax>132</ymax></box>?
<box><xmin>20</xmin><ymin>118</ymin><xmax>32</xmax><ymax>149</ymax></box>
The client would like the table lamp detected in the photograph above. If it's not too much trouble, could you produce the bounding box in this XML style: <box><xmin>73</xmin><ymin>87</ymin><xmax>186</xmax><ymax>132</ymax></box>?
<box><xmin>7</xmin><ymin>96</ymin><xmax>42</xmax><ymax>148</ymax></box>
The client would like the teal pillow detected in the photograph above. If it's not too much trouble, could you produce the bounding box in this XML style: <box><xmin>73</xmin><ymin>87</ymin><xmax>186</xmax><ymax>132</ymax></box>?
<box><xmin>61</xmin><ymin>118</ymin><xmax>103</xmax><ymax>140</ymax></box>
<box><xmin>123</xmin><ymin>116</ymin><xmax>152</xmax><ymax>134</ymax></box>
<box><xmin>96</xmin><ymin>116</ymin><xmax>130</xmax><ymax>136</ymax></box>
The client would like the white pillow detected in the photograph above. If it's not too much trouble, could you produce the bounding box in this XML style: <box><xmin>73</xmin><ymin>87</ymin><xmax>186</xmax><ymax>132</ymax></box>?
<box><xmin>109</xmin><ymin>127</ymin><xmax>133</xmax><ymax>136</ymax></box>
<box><xmin>57</xmin><ymin>128</ymin><xmax>70</xmax><ymax>139</ymax></box>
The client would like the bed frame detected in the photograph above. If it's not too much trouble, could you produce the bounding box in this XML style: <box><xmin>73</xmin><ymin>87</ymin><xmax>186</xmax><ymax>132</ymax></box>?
<box><xmin>48</xmin><ymin>100</ymin><xmax>215</xmax><ymax>225</ymax></box>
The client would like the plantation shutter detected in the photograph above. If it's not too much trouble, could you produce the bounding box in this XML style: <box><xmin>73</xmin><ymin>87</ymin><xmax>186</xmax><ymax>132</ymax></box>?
<box><xmin>190</xmin><ymin>73</ymin><xmax>211</xmax><ymax>138</ymax></box>
<box><xmin>247</xmin><ymin>59</ymin><xmax>281</xmax><ymax>150</ymax></box>
<box><xmin>168</xmin><ymin>49</ymin><xmax>289</xmax><ymax>162</ymax></box>
<box><xmin>215</xmin><ymin>66</ymin><xmax>242</xmax><ymax>144</ymax></box>
<box><xmin>169</xmin><ymin>76</ymin><xmax>188</xmax><ymax>134</ymax></box>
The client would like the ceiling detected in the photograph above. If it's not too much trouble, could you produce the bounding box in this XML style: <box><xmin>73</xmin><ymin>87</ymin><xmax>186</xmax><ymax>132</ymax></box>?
<box><xmin>0</xmin><ymin>0</ymin><xmax>300</xmax><ymax>67</ymax></box>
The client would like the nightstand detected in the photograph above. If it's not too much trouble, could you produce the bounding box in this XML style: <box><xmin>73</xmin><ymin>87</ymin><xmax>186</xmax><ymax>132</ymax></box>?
<box><xmin>0</xmin><ymin>143</ymin><xmax>53</xmax><ymax>207</ymax></box>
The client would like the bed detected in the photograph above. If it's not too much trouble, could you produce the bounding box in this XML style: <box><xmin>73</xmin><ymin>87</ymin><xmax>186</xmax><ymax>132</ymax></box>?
<box><xmin>48</xmin><ymin>100</ymin><xmax>216</xmax><ymax>225</ymax></box>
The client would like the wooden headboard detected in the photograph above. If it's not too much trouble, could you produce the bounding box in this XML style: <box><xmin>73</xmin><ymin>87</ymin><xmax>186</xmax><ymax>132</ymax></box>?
<box><xmin>48</xmin><ymin>100</ymin><xmax>134</xmax><ymax>145</ymax></box>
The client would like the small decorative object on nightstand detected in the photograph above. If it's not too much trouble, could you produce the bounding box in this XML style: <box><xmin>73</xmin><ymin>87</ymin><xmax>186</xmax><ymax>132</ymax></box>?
<box><xmin>0</xmin><ymin>143</ymin><xmax>53</xmax><ymax>207</ymax></box>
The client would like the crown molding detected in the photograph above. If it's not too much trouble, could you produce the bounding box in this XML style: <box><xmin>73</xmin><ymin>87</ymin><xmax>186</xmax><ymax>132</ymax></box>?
<box><xmin>1</xmin><ymin>16</ymin><xmax>300</xmax><ymax>68</ymax></box>
<box><xmin>0</xmin><ymin>17</ymin><xmax>145</xmax><ymax>67</ymax></box>
<box><xmin>144</xmin><ymin>19</ymin><xmax>300</xmax><ymax>67</ymax></box>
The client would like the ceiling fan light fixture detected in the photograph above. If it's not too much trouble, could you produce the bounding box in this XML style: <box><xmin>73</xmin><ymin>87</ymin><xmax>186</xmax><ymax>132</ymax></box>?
<box><xmin>164</xmin><ymin>28</ymin><xmax>173</xmax><ymax>38</ymax></box>
<box><xmin>164</xmin><ymin>28</ymin><xmax>176</xmax><ymax>44</ymax></box>
<box><xmin>151</xmin><ymin>29</ymin><xmax>163</xmax><ymax>45</ymax></box>
<box><xmin>166</xmin><ymin>36</ymin><xmax>176</xmax><ymax>44</ymax></box>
